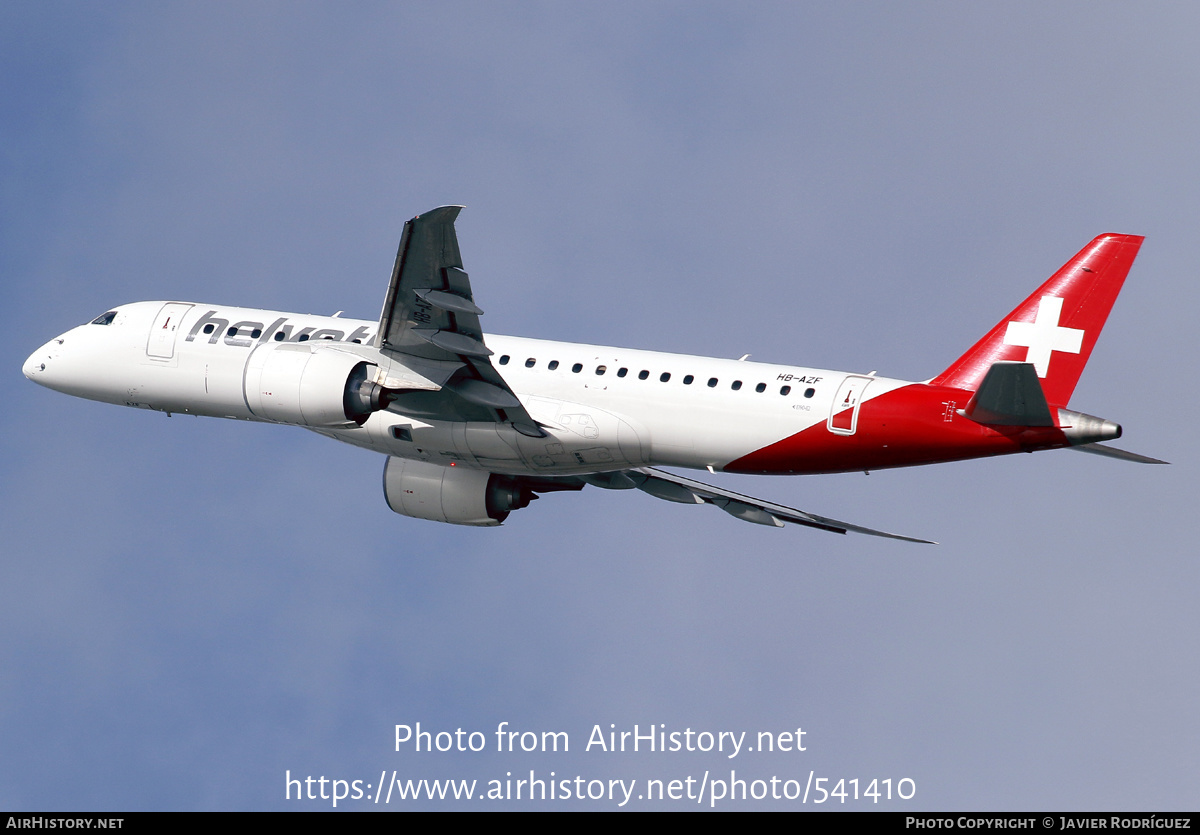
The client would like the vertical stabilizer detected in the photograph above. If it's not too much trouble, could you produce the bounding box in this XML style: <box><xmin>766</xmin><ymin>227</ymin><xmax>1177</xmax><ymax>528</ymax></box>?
<box><xmin>931</xmin><ymin>234</ymin><xmax>1143</xmax><ymax>407</ymax></box>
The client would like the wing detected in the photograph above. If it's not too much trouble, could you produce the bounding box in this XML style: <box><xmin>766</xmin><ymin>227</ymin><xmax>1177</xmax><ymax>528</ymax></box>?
<box><xmin>584</xmin><ymin>468</ymin><xmax>936</xmax><ymax>543</ymax></box>
<box><xmin>375</xmin><ymin>206</ymin><xmax>544</xmax><ymax>437</ymax></box>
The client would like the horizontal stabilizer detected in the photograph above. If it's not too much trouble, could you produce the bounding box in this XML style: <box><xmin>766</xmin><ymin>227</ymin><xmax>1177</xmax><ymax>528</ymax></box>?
<box><xmin>1069</xmin><ymin>443</ymin><xmax>1169</xmax><ymax>465</ymax></box>
<box><xmin>961</xmin><ymin>362</ymin><xmax>1055</xmax><ymax>426</ymax></box>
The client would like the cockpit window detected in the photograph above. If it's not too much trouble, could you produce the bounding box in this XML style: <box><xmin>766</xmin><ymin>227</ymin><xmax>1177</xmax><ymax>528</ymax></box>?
<box><xmin>91</xmin><ymin>311</ymin><xmax>117</xmax><ymax>326</ymax></box>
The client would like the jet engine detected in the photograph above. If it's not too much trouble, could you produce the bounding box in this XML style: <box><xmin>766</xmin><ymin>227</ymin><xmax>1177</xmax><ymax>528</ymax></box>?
<box><xmin>243</xmin><ymin>342</ymin><xmax>393</xmax><ymax>427</ymax></box>
<box><xmin>382</xmin><ymin>457</ymin><xmax>537</xmax><ymax>526</ymax></box>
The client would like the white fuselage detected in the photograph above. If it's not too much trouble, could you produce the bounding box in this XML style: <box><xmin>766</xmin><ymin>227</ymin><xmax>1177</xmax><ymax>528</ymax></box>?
<box><xmin>24</xmin><ymin>301</ymin><xmax>907</xmax><ymax>477</ymax></box>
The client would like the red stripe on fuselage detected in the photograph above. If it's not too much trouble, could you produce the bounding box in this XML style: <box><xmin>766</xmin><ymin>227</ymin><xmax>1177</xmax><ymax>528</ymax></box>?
<box><xmin>726</xmin><ymin>384</ymin><xmax>1070</xmax><ymax>475</ymax></box>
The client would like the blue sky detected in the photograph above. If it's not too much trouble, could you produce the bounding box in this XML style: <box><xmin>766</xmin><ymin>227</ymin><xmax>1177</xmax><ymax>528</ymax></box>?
<box><xmin>3</xmin><ymin>2</ymin><xmax>1198</xmax><ymax>810</ymax></box>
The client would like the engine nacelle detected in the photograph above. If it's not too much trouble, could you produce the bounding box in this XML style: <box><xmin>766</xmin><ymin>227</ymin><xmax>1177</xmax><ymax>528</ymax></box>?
<box><xmin>244</xmin><ymin>342</ymin><xmax>389</xmax><ymax>427</ymax></box>
<box><xmin>382</xmin><ymin>458</ymin><xmax>535</xmax><ymax>526</ymax></box>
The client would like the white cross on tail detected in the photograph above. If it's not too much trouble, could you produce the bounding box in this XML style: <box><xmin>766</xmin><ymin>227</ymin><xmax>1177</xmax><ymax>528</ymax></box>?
<box><xmin>1002</xmin><ymin>295</ymin><xmax>1084</xmax><ymax>377</ymax></box>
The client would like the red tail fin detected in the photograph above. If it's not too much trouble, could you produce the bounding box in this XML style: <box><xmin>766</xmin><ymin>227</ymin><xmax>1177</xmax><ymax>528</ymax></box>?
<box><xmin>931</xmin><ymin>234</ymin><xmax>1144</xmax><ymax>407</ymax></box>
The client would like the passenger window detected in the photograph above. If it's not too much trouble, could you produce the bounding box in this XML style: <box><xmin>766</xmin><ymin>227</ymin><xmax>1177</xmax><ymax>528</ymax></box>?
<box><xmin>204</xmin><ymin>324</ymin><xmax>216</xmax><ymax>335</ymax></box>
<box><xmin>227</xmin><ymin>326</ymin><xmax>238</xmax><ymax>336</ymax></box>
<box><xmin>297</xmin><ymin>334</ymin><xmax>310</xmax><ymax>342</ymax></box>
<box><xmin>251</xmin><ymin>328</ymin><xmax>262</xmax><ymax>339</ymax></box>
<box><xmin>596</xmin><ymin>365</ymin><xmax>607</xmax><ymax>375</ymax></box>
<box><xmin>660</xmin><ymin>372</ymin><xmax>671</xmax><ymax>382</ymax></box>
<box><xmin>638</xmin><ymin>370</ymin><xmax>649</xmax><ymax>380</ymax></box>
<box><xmin>274</xmin><ymin>331</ymin><xmax>285</xmax><ymax>341</ymax></box>
<box><xmin>572</xmin><ymin>363</ymin><xmax>583</xmax><ymax>373</ymax></box>
<box><xmin>525</xmin><ymin>358</ymin><xmax>536</xmax><ymax>368</ymax></box>
<box><xmin>683</xmin><ymin>375</ymin><xmax>694</xmax><ymax>385</ymax></box>
<box><xmin>731</xmin><ymin>380</ymin><xmax>742</xmax><ymax>391</ymax></box>
<box><xmin>707</xmin><ymin>378</ymin><xmax>718</xmax><ymax>388</ymax></box>
<box><xmin>617</xmin><ymin>368</ymin><xmax>628</xmax><ymax>377</ymax></box>
<box><xmin>499</xmin><ymin>355</ymin><xmax>510</xmax><ymax>365</ymax></box>
<box><xmin>780</xmin><ymin>385</ymin><xmax>791</xmax><ymax>395</ymax></box>
<box><xmin>548</xmin><ymin>360</ymin><xmax>559</xmax><ymax>370</ymax></box>
<box><xmin>805</xmin><ymin>387</ymin><xmax>815</xmax><ymax>398</ymax></box>
<box><xmin>755</xmin><ymin>383</ymin><xmax>766</xmax><ymax>393</ymax></box>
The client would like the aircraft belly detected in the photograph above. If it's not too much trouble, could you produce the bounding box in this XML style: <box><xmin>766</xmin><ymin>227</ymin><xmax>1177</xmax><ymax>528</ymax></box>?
<box><xmin>126</xmin><ymin>351</ymin><xmax>231</xmax><ymax>416</ymax></box>
<box><xmin>362</xmin><ymin>397</ymin><xmax>651</xmax><ymax>475</ymax></box>
<box><xmin>141</xmin><ymin>350</ymin><xmax>252</xmax><ymax>418</ymax></box>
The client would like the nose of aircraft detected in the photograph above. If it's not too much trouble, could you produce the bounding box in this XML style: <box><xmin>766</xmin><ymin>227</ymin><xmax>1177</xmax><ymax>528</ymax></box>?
<box><xmin>23</xmin><ymin>338</ymin><xmax>62</xmax><ymax>383</ymax></box>
<box><xmin>25</xmin><ymin>309</ymin><xmax>145</xmax><ymax>400</ymax></box>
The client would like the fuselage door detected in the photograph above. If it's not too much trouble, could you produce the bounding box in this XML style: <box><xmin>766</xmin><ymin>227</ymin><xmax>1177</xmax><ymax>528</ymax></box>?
<box><xmin>146</xmin><ymin>303</ymin><xmax>194</xmax><ymax>359</ymax></box>
<box><xmin>828</xmin><ymin>375</ymin><xmax>873</xmax><ymax>436</ymax></box>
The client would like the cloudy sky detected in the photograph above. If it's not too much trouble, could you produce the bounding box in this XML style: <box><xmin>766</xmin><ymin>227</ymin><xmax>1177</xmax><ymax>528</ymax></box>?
<box><xmin>3</xmin><ymin>2</ymin><xmax>1198</xmax><ymax>810</ymax></box>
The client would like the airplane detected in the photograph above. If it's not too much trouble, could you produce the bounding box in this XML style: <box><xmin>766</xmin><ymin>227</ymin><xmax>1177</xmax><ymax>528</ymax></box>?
<box><xmin>23</xmin><ymin>207</ymin><xmax>1165</xmax><ymax>543</ymax></box>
